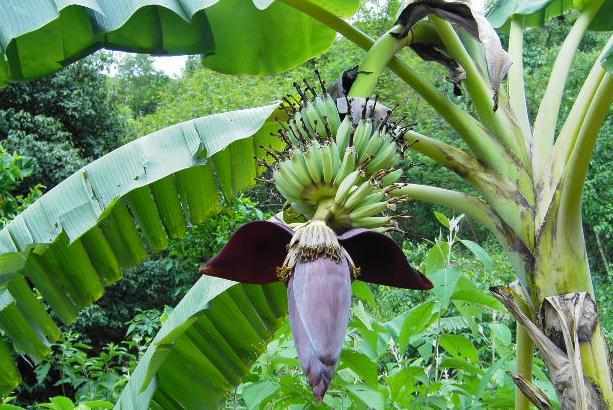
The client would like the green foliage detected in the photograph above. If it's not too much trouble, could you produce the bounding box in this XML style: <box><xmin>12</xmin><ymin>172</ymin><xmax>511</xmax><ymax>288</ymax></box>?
<box><xmin>2</xmin><ymin>396</ymin><xmax>112</xmax><ymax>410</ymax></box>
<box><xmin>111</xmin><ymin>55</ymin><xmax>170</xmax><ymax>118</ymax></box>
<box><xmin>230</xmin><ymin>213</ymin><xmax>555</xmax><ymax>409</ymax></box>
<box><xmin>0</xmin><ymin>146</ymin><xmax>42</xmax><ymax>228</ymax></box>
<box><xmin>15</xmin><ymin>312</ymin><xmax>161</xmax><ymax>407</ymax></box>
<box><xmin>0</xmin><ymin>53</ymin><xmax>127</xmax><ymax>188</ymax></box>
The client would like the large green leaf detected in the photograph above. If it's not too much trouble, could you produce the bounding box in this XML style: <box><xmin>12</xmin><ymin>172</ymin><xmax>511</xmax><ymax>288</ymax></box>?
<box><xmin>0</xmin><ymin>0</ymin><xmax>360</xmax><ymax>86</ymax></box>
<box><xmin>115</xmin><ymin>276</ymin><xmax>287</xmax><ymax>410</ymax></box>
<box><xmin>487</xmin><ymin>0</ymin><xmax>613</xmax><ymax>30</ymax></box>
<box><xmin>0</xmin><ymin>103</ymin><xmax>283</xmax><ymax>393</ymax></box>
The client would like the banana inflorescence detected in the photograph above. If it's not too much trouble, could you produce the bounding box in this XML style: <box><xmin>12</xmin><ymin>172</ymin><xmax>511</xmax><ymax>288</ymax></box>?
<box><xmin>270</xmin><ymin>72</ymin><xmax>410</xmax><ymax>231</ymax></box>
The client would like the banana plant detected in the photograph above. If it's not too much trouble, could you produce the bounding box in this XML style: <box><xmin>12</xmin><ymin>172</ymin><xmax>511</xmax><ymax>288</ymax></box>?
<box><xmin>0</xmin><ymin>0</ymin><xmax>612</xmax><ymax>409</ymax></box>
<box><xmin>269</xmin><ymin>0</ymin><xmax>611</xmax><ymax>408</ymax></box>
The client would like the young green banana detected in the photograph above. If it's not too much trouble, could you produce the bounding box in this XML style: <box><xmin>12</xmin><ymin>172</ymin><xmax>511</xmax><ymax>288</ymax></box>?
<box><xmin>333</xmin><ymin>148</ymin><xmax>357</xmax><ymax>186</ymax></box>
<box><xmin>349</xmin><ymin>201</ymin><xmax>388</xmax><ymax>219</ymax></box>
<box><xmin>334</xmin><ymin>169</ymin><xmax>361</xmax><ymax>205</ymax></box>
<box><xmin>344</xmin><ymin>180</ymin><xmax>374</xmax><ymax>210</ymax></box>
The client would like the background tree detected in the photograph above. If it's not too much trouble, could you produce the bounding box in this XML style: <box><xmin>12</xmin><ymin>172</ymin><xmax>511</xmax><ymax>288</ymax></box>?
<box><xmin>0</xmin><ymin>53</ymin><xmax>128</xmax><ymax>189</ymax></box>
<box><xmin>112</xmin><ymin>55</ymin><xmax>170</xmax><ymax>118</ymax></box>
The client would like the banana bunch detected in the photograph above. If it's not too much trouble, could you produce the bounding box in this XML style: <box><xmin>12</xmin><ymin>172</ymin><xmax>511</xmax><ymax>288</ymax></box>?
<box><xmin>274</xmin><ymin>78</ymin><xmax>407</xmax><ymax>231</ymax></box>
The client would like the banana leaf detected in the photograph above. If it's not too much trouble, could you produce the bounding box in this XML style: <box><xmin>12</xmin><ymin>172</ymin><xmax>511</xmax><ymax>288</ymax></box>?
<box><xmin>0</xmin><ymin>0</ymin><xmax>360</xmax><ymax>87</ymax></box>
<box><xmin>115</xmin><ymin>276</ymin><xmax>287</xmax><ymax>410</ymax></box>
<box><xmin>487</xmin><ymin>0</ymin><xmax>613</xmax><ymax>30</ymax></box>
<box><xmin>0</xmin><ymin>102</ymin><xmax>284</xmax><ymax>393</ymax></box>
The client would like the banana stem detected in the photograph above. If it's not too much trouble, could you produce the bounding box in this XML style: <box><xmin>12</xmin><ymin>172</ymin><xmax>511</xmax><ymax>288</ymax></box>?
<box><xmin>531</xmin><ymin>0</ymin><xmax>605</xmax><ymax>183</ymax></box>
<box><xmin>508</xmin><ymin>18</ymin><xmax>532</xmax><ymax>145</ymax></box>
<box><xmin>313</xmin><ymin>198</ymin><xmax>335</xmax><ymax>222</ymax></box>
<box><xmin>552</xmin><ymin>35</ymin><xmax>612</xmax><ymax>178</ymax></box>
<box><xmin>392</xmin><ymin>183</ymin><xmax>500</xmax><ymax>236</ymax></box>
<box><xmin>404</xmin><ymin>130</ymin><xmax>484</xmax><ymax>181</ymax></box>
<box><xmin>348</xmin><ymin>28</ymin><xmax>408</xmax><ymax>98</ymax></box>
<box><xmin>431</xmin><ymin>17</ymin><xmax>527</xmax><ymax>164</ymax></box>
<box><xmin>515</xmin><ymin>317</ymin><xmax>535</xmax><ymax>410</ymax></box>
<box><xmin>558</xmin><ymin>74</ymin><xmax>612</xmax><ymax>235</ymax></box>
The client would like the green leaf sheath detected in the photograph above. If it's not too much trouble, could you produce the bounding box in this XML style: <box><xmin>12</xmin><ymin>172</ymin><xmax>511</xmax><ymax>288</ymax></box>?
<box><xmin>0</xmin><ymin>0</ymin><xmax>360</xmax><ymax>86</ymax></box>
<box><xmin>0</xmin><ymin>103</ymin><xmax>281</xmax><ymax>389</ymax></box>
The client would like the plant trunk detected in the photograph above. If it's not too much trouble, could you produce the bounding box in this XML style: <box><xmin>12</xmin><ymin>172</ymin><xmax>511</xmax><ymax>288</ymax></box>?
<box><xmin>504</xmin><ymin>194</ymin><xmax>613</xmax><ymax>409</ymax></box>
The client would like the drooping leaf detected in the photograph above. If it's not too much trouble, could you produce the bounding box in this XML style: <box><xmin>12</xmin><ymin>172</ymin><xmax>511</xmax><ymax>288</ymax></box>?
<box><xmin>489</xmin><ymin>322</ymin><xmax>512</xmax><ymax>347</ymax></box>
<box><xmin>440</xmin><ymin>357</ymin><xmax>482</xmax><ymax>374</ymax></box>
<box><xmin>386</xmin><ymin>367</ymin><xmax>424</xmax><ymax>402</ymax></box>
<box><xmin>47</xmin><ymin>397</ymin><xmax>75</xmax><ymax>410</ymax></box>
<box><xmin>434</xmin><ymin>211</ymin><xmax>451</xmax><ymax>228</ymax></box>
<box><xmin>115</xmin><ymin>277</ymin><xmax>287</xmax><ymax>410</ymax></box>
<box><xmin>487</xmin><ymin>0</ymin><xmax>613</xmax><ymax>31</ymax></box>
<box><xmin>0</xmin><ymin>405</ymin><xmax>24</xmax><ymax>410</ymax></box>
<box><xmin>0</xmin><ymin>0</ymin><xmax>361</xmax><ymax>87</ymax></box>
<box><xmin>451</xmin><ymin>275</ymin><xmax>505</xmax><ymax>311</ymax></box>
<box><xmin>0</xmin><ymin>337</ymin><xmax>20</xmax><ymax>395</ymax></box>
<box><xmin>438</xmin><ymin>315</ymin><xmax>471</xmax><ymax>332</ymax></box>
<box><xmin>77</xmin><ymin>401</ymin><xmax>113</xmax><ymax>410</ymax></box>
<box><xmin>0</xmin><ymin>103</ymin><xmax>283</xmax><ymax>390</ymax></box>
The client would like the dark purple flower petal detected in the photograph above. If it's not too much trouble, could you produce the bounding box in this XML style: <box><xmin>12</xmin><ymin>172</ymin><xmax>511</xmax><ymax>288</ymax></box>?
<box><xmin>338</xmin><ymin>228</ymin><xmax>433</xmax><ymax>290</ymax></box>
<box><xmin>289</xmin><ymin>257</ymin><xmax>352</xmax><ymax>400</ymax></box>
<box><xmin>200</xmin><ymin>221</ymin><xmax>292</xmax><ymax>283</ymax></box>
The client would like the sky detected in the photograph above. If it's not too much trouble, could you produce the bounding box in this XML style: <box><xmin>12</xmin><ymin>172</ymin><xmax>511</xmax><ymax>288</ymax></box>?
<box><xmin>152</xmin><ymin>55</ymin><xmax>189</xmax><ymax>77</ymax></box>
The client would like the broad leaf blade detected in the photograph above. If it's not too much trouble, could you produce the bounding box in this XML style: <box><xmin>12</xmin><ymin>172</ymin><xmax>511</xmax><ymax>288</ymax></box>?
<box><xmin>0</xmin><ymin>0</ymin><xmax>361</xmax><ymax>86</ymax></box>
<box><xmin>0</xmin><ymin>337</ymin><xmax>20</xmax><ymax>395</ymax></box>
